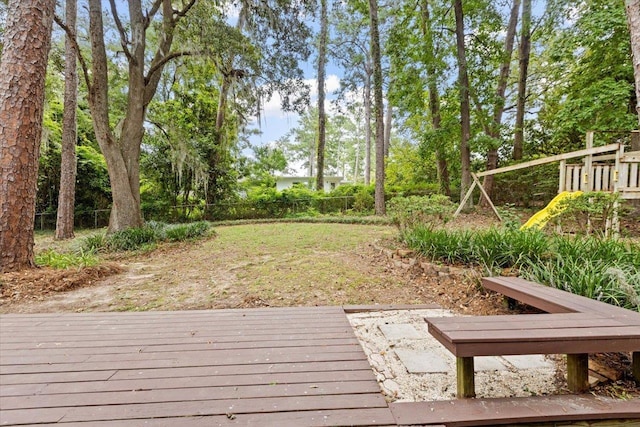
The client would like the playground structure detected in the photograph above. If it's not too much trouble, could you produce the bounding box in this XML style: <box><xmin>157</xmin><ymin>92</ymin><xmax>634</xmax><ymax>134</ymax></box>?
<box><xmin>455</xmin><ymin>131</ymin><xmax>640</xmax><ymax>231</ymax></box>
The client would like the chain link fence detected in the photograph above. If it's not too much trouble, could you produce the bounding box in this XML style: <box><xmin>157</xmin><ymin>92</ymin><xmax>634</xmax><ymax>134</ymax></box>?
<box><xmin>34</xmin><ymin>196</ymin><xmax>358</xmax><ymax>230</ymax></box>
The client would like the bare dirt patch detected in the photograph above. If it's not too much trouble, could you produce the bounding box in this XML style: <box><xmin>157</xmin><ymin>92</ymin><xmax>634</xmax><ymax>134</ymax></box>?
<box><xmin>0</xmin><ymin>264</ymin><xmax>122</xmax><ymax>307</ymax></box>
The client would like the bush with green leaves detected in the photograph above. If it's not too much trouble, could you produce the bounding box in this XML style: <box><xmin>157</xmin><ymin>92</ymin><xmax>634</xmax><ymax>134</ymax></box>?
<box><xmin>387</xmin><ymin>194</ymin><xmax>455</xmax><ymax>231</ymax></box>
<box><xmin>550</xmin><ymin>192</ymin><xmax>625</xmax><ymax>237</ymax></box>
<box><xmin>402</xmin><ymin>226</ymin><xmax>640</xmax><ymax>310</ymax></box>
<box><xmin>36</xmin><ymin>249</ymin><xmax>98</xmax><ymax>269</ymax></box>
<box><xmin>352</xmin><ymin>188</ymin><xmax>374</xmax><ymax>213</ymax></box>
<box><xmin>165</xmin><ymin>221</ymin><xmax>211</xmax><ymax>241</ymax></box>
<box><xmin>82</xmin><ymin>221</ymin><xmax>212</xmax><ymax>252</ymax></box>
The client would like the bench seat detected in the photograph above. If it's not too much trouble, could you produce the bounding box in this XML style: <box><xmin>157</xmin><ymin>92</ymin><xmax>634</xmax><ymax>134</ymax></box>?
<box><xmin>425</xmin><ymin>276</ymin><xmax>640</xmax><ymax>398</ymax></box>
<box><xmin>427</xmin><ymin>314</ymin><xmax>640</xmax><ymax>357</ymax></box>
<box><xmin>482</xmin><ymin>276</ymin><xmax>640</xmax><ymax>320</ymax></box>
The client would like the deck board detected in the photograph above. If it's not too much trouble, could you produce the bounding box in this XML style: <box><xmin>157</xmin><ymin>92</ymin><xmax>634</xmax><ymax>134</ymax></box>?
<box><xmin>0</xmin><ymin>307</ymin><xmax>394</xmax><ymax>426</ymax></box>
<box><xmin>389</xmin><ymin>395</ymin><xmax>640</xmax><ymax>426</ymax></box>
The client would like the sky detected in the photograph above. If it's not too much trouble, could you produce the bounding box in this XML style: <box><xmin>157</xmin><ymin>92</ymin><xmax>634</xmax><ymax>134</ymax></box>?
<box><xmin>247</xmin><ymin>61</ymin><xmax>343</xmax><ymax>151</ymax></box>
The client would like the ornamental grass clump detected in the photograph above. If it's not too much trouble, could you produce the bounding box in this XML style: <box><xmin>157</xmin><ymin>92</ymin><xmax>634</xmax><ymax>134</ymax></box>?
<box><xmin>523</xmin><ymin>236</ymin><xmax>640</xmax><ymax>311</ymax></box>
<box><xmin>403</xmin><ymin>227</ymin><xmax>475</xmax><ymax>264</ymax></box>
<box><xmin>402</xmin><ymin>224</ymin><xmax>639</xmax><ymax>310</ymax></box>
<box><xmin>36</xmin><ymin>248</ymin><xmax>98</xmax><ymax>269</ymax></box>
<box><xmin>81</xmin><ymin>221</ymin><xmax>212</xmax><ymax>252</ymax></box>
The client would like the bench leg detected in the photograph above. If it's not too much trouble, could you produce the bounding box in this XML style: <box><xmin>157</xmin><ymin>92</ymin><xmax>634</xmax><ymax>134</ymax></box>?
<box><xmin>633</xmin><ymin>352</ymin><xmax>640</xmax><ymax>382</ymax></box>
<box><xmin>456</xmin><ymin>357</ymin><xmax>475</xmax><ymax>398</ymax></box>
<box><xmin>567</xmin><ymin>353</ymin><xmax>589</xmax><ymax>393</ymax></box>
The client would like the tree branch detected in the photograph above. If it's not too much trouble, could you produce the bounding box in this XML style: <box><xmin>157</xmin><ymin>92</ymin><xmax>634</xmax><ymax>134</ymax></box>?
<box><xmin>145</xmin><ymin>0</ymin><xmax>163</xmax><ymax>28</ymax></box>
<box><xmin>174</xmin><ymin>0</ymin><xmax>197</xmax><ymax>20</ymax></box>
<box><xmin>53</xmin><ymin>14</ymin><xmax>92</xmax><ymax>94</ymax></box>
<box><xmin>108</xmin><ymin>0</ymin><xmax>132</xmax><ymax>60</ymax></box>
<box><xmin>145</xmin><ymin>51</ymin><xmax>193</xmax><ymax>85</ymax></box>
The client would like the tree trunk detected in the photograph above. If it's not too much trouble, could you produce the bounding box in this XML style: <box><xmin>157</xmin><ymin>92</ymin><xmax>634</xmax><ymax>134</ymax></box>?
<box><xmin>454</xmin><ymin>0</ymin><xmax>472</xmax><ymax>209</ymax></box>
<box><xmin>55</xmin><ymin>0</ymin><xmax>78</xmax><ymax>240</ymax></box>
<box><xmin>482</xmin><ymin>0</ymin><xmax>520</xmax><ymax>204</ymax></box>
<box><xmin>316</xmin><ymin>0</ymin><xmax>328</xmax><ymax>192</ymax></box>
<box><xmin>514</xmin><ymin>0</ymin><xmax>531</xmax><ymax>161</ymax></box>
<box><xmin>368</xmin><ymin>0</ymin><xmax>385</xmax><ymax>215</ymax></box>
<box><xmin>384</xmin><ymin>100</ymin><xmax>392</xmax><ymax>158</ymax></box>
<box><xmin>364</xmin><ymin>68</ymin><xmax>372</xmax><ymax>185</ymax></box>
<box><xmin>0</xmin><ymin>0</ymin><xmax>55</xmax><ymax>272</ymax></box>
<box><xmin>626</xmin><ymin>0</ymin><xmax>640</xmax><ymax>125</ymax></box>
<box><xmin>85</xmin><ymin>0</ymin><xmax>189</xmax><ymax>232</ymax></box>
<box><xmin>87</xmin><ymin>0</ymin><xmax>142</xmax><ymax>233</ymax></box>
<box><xmin>421</xmin><ymin>0</ymin><xmax>450</xmax><ymax>196</ymax></box>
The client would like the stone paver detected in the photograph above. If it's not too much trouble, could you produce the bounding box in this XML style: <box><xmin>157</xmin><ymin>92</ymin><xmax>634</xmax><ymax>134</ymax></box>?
<box><xmin>395</xmin><ymin>349</ymin><xmax>450</xmax><ymax>373</ymax></box>
<box><xmin>475</xmin><ymin>356</ymin><xmax>510</xmax><ymax>371</ymax></box>
<box><xmin>438</xmin><ymin>350</ymin><xmax>510</xmax><ymax>371</ymax></box>
<box><xmin>379</xmin><ymin>323</ymin><xmax>423</xmax><ymax>340</ymax></box>
<box><xmin>503</xmin><ymin>354</ymin><xmax>554</xmax><ymax>369</ymax></box>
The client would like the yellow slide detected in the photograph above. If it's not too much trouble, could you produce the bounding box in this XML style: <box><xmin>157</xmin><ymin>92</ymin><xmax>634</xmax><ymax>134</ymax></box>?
<box><xmin>520</xmin><ymin>191</ymin><xmax>583</xmax><ymax>230</ymax></box>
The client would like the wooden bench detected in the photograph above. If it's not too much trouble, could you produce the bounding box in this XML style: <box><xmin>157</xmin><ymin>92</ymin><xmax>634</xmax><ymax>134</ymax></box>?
<box><xmin>425</xmin><ymin>276</ymin><xmax>640</xmax><ymax>398</ymax></box>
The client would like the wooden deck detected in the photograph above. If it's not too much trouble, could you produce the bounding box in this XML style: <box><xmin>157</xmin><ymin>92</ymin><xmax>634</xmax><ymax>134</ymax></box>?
<box><xmin>2</xmin><ymin>305</ymin><xmax>637</xmax><ymax>426</ymax></box>
<box><xmin>0</xmin><ymin>307</ymin><xmax>396</xmax><ymax>426</ymax></box>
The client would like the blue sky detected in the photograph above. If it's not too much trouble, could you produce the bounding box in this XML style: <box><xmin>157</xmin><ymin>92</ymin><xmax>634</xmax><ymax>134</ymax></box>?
<box><xmin>247</xmin><ymin>59</ymin><xmax>343</xmax><ymax>149</ymax></box>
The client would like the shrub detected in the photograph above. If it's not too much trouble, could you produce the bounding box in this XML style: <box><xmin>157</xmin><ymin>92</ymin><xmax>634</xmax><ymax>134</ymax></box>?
<box><xmin>353</xmin><ymin>188</ymin><xmax>375</xmax><ymax>213</ymax></box>
<box><xmin>165</xmin><ymin>221</ymin><xmax>211</xmax><ymax>241</ymax></box>
<box><xmin>107</xmin><ymin>226</ymin><xmax>157</xmax><ymax>251</ymax></box>
<box><xmin>81</xmin><ymin>221</ymin><xmax>212</xmax><ymax>252</ymax></box>
<box><xmin>387</xmin><ymin>194</ymin><xmax>455</xmax><ymax>230</ymax></box>
<box><xmin>36</xmin><ymin>249</ymin><xmax>98</xmax><ymax>269</ymax></box>
<box><xmin>550</xmin><ymin>192</ymin><xmax>625</xmax><ymax>237</ymax></box>
<box><xmin>403</xmin><ymin>225</ymin><xmax>639</xmax><ymax>310</ymax></box>
<box><xmin>403</xmin><ymin>227</ymin><xmax>475</xmax><ymax>264</ymax></box>
<box><xmin>82</xmin><ymin>233</ymin><xmax>107</xmax><ymax>252</ymax></box>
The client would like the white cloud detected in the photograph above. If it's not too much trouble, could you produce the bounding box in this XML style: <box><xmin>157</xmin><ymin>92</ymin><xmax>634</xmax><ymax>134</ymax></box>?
<box><xmin>305</xmin><ymin>74</ymin><xmax>341</xmax><ymax>98</ymax></box>
<box><xmin>258</xmin><ymin>74</ymin><xmax>341</xmax><ymax>119</ymax></box>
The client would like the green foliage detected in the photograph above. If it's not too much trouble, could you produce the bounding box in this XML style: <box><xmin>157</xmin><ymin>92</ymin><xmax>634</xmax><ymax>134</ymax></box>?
<box><xmin>403</xmin><ymin>225</ymin><xmax>640</xmax><ymax>310</ymax></box>
<box><xmin>403</xmin><ymin>227</ymin><xmax>475</xmax><ymax>265</ymax></box>
<box><xmin>82</xmin><ymin>234</ymin><xmax>107</xmax><ymax>252</ymax></box>
<box><xmin>551</xmin><ymin>192</ymin><xmax>625</xmax><ymax>237</ymax></box>
<box><xmin>35</xmin><ymin>249</ymin><xmax>98</xmax><ymax>269</ymax></box>
<box><xmin>496</xmin><ymin>204</ymin><xmax>522</xmax><ymax>230</ymax></box>
<box><xmin>537</xmin><ymin>0</ymin><xmax>636</xmax><ymax>151</ymax></box>
<box><xmin>523</xmin><ymin>237</ymin><xmax>640</xmax><ymax>310</ymax></box>
<box><xmin>492</xmin><ymin>162</ymin><xmax>558</xmax><ymax>208</ymax></box>
<box><xmin>353</xmin><ymin>188</ymin><xmax>374</xmax><ymax>213</ymax></box>
<box><xmin>82</xmin><ymin>221</ymin><xmax>212</xmax><ymax>252</ymax></box>
<box><xmin>106</xmin><ymin>227</ymin><xmax>158</xmax><ymax>251</ymax></box>
<box><xmin>165</xmin><ymin>221</ymin><xmax>211</xmax><ymax>242</ymax></box>
<box><xmin>387</xmin><ymin>195</ymin><xmax>455</xmax><ymax>230</ymax></box>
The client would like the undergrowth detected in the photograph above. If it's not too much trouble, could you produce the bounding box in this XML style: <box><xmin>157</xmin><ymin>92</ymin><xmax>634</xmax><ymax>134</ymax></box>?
<box><xmin>36</xmin><ymin>248</ymin><xmax>98</xmax><ymax>269</ymax></box>
<box><xmin>403</xmin><ymin>226</ymin><xmax>640</xmax><ymax>311</ymax></box>
<box><xmin>82</xmin><ymin>221</ymin><xmax>212</xmax><ymax>252</ymax></box>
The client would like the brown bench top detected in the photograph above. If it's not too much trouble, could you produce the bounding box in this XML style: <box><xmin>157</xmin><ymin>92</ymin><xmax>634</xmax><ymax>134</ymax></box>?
<box><xmin>482</xmin><ymin>276</ymin><xmax>640</xmax><ymax>319</ymax></box>
<box><xmin>426</xmin><ymin>276</ymin><xmax>640</xmax><ymax>396</ymax></box>
<box><xmin>427</xmin><ymin>315</ymin><xmax>640</xmax><ymax>357</ymax></box>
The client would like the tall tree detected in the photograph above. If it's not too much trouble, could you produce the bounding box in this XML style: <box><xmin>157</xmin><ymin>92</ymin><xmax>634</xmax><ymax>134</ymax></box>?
<box><xmin>479</xmin><ymin>0</ymin><xmax>520</xmax><ymax>203</ymax></box>
<box><xmin>454</xmin><ymin>0</ymin><xmax>472</xmax><ymax>209</ymax></box>
<box><xmin>0</xmin><ymin>0</ymin><xmax>55</xmax><ymax>272</ymax></box>
<box><xmin>55</xmin><ymin>0</ymin><xmax>78</xmax><ymax>240</ymax></box>
<box><xmin>58</xmin><ymin>0</ymin><xmax>196</xmax><ymax>233</ymax></box>
<box><xmin>331</xmin><ymin>3</ymin><xmax>374</xmax><ymax>185</ymax></box>
<box><xmin>626</xmin><ymin>0</ymin><xmax>640</xmax><ymax>125</ymax></box>
<box><xmin>513</xmin><ymin>0</ymin><xmax>531</xmax><ymax>160</ymax></box>
<box><xmin>420</xmin><ymin>0</ymin><xmax>450</xmax><ymax>195</ymax></box>
<box><xmin>368</xmin><ymin>0</ymin><xmax>385</xmax><ymax>215</ymax></box>
<box><xmin>316</xmin><ymin>0</ymin><xmax>328</xmax><ymax>191</ymax></box>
